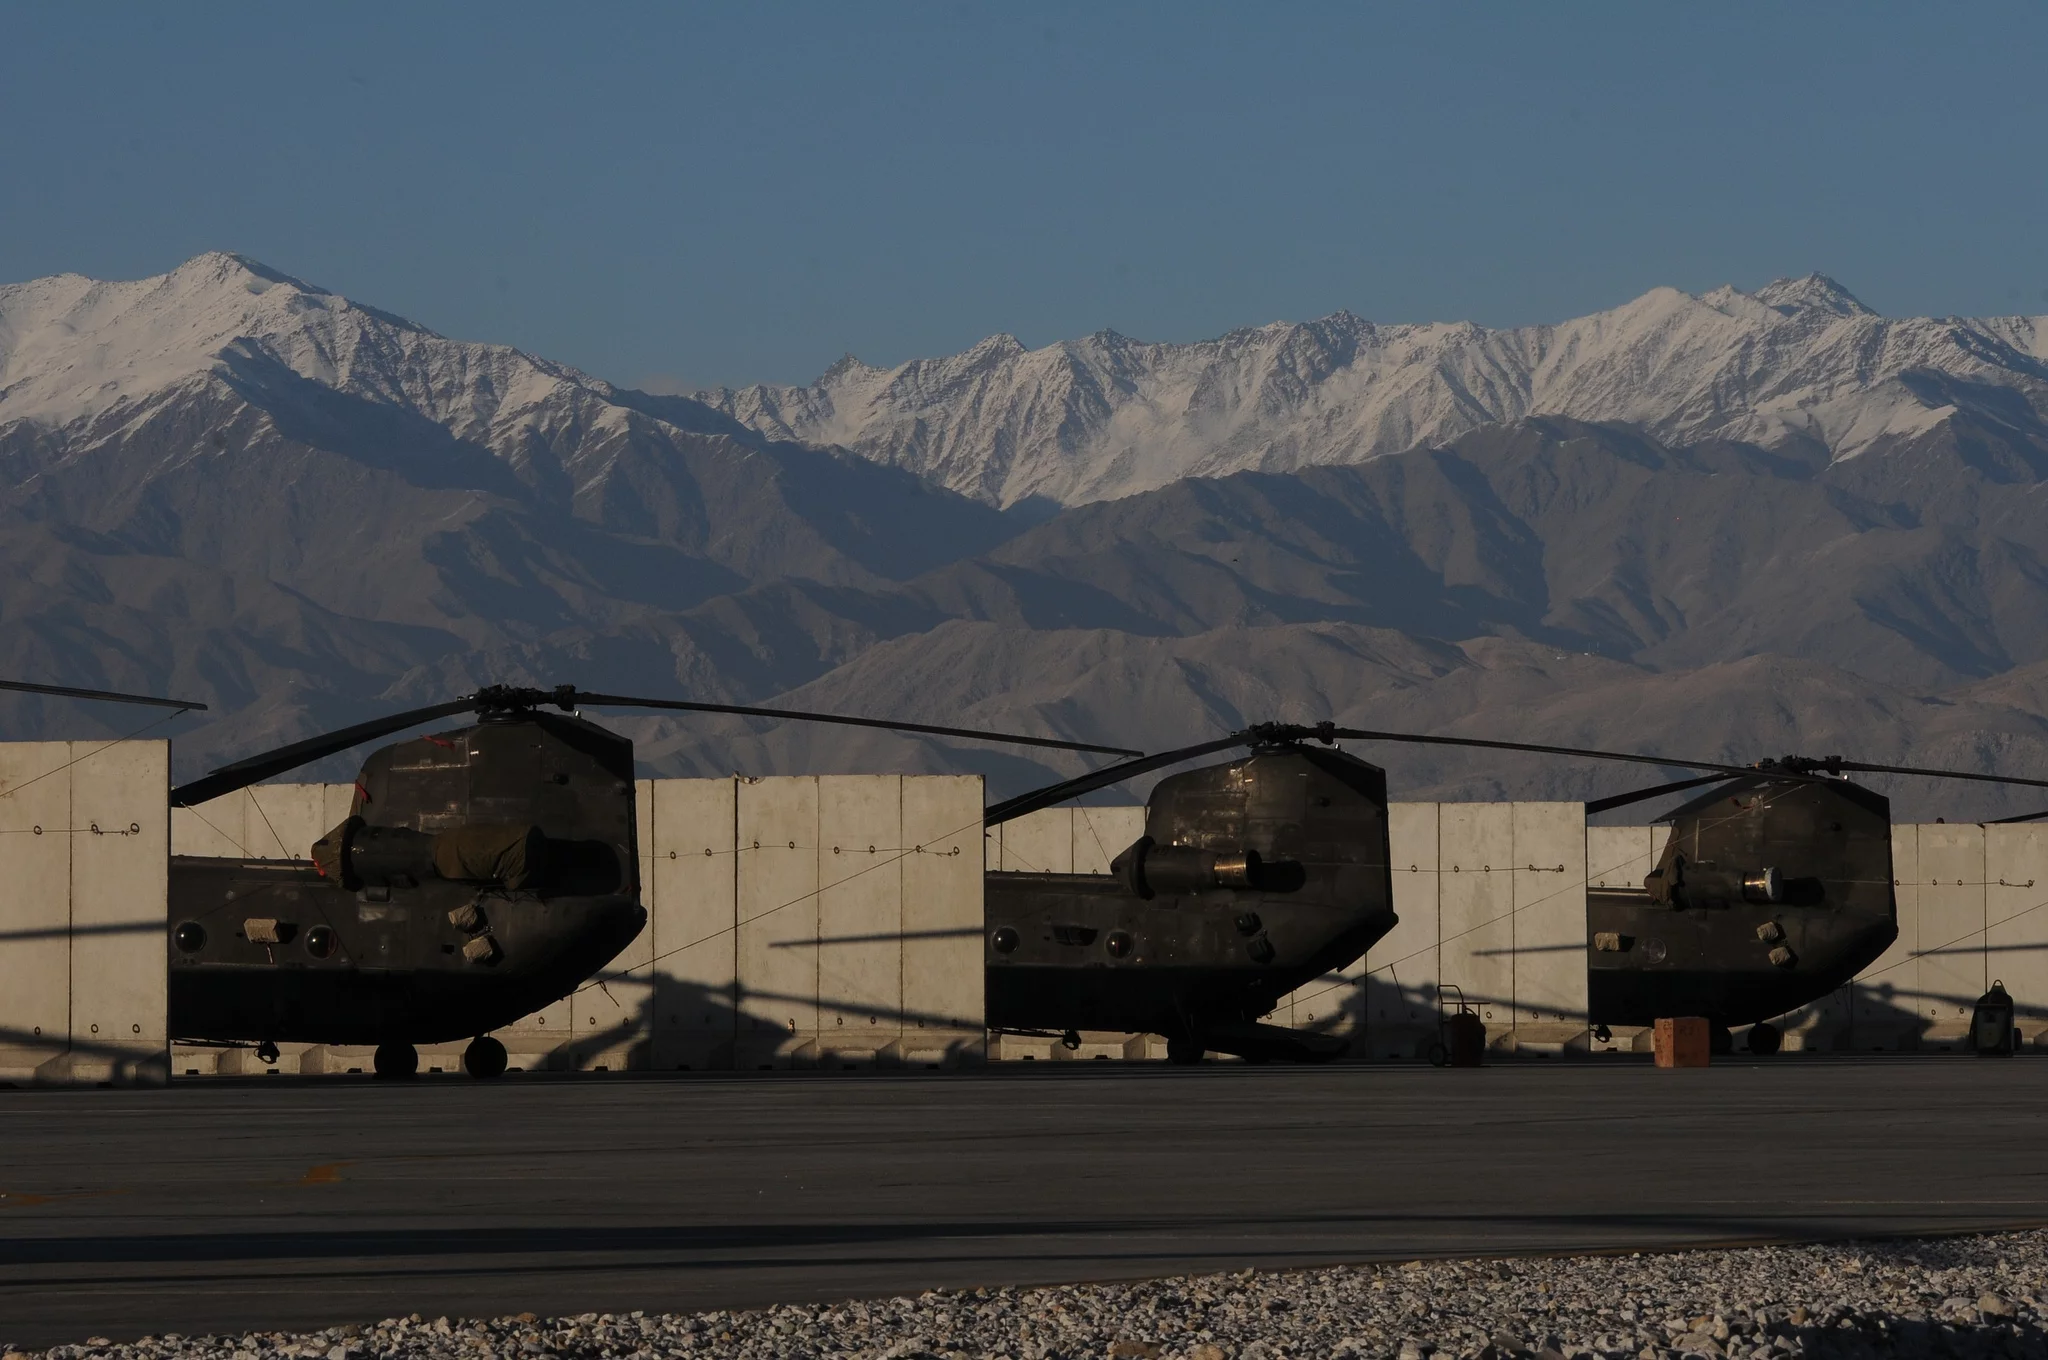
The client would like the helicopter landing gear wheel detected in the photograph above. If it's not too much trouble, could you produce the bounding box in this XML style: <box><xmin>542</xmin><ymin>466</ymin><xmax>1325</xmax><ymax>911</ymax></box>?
<box><xmin>373</xmin><ymin>1042</ymin><xmax>418</xmax><ymax>1080</ymax></box>
<box><xmin>1166</xmin><ymin>1036</ymin><xmax>1205</xmax><ymax>1066</ymax></box>
<box><xmin>1709</xmin><ymin>1024</ymin><xmax>1734</xmax><ymax>1056</ymax></box>
<box><xmin>255</xmin><ymin>1040</ymin><xmax>280</xmax><ymax>1066</ymax></box>
<box><xmin>1746</xmin><ymin>1021</ymin><xmax>1782</xmax><ymax>1056</ymax></box>
<box><xmin>463</xmin><ymin>1036</ymin><xmax>508</xmax><ymax>1080</ymax></box>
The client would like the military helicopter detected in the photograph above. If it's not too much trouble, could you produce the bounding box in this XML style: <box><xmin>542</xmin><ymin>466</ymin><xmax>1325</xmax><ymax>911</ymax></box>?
<box><xmin>984</xmin><ymin>725</ymin><xmax>1396</xmax><ymax>1064</ymax></box>
<box><xmin>163</xmin><ymin>684</ymin><xmax>1136</xmax><ymax>1079</ymax></box>
<box><xmin>1580</xmin><ymin>753</ymin><xmax>2048</xmax><ymax>1055</ymax></box>
<box><xmin>979</xmin><ymin>723</ymin><xmax>2048</xmax><ymax>1064</ymax></box>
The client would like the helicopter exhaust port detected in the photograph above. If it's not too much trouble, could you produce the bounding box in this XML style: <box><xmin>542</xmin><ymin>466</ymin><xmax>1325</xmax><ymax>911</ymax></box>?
<box><xmin>1113</xmin><ymin>838</ymin><xmax>1271</xmax><ymax>898</ymax></box>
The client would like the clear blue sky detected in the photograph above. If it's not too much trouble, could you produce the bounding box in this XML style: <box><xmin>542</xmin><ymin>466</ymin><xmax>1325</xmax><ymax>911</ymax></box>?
<box><xmin>5</xmin><ymin>4</ymin><xmax>2045</xmax><ymax>389</ymax></box>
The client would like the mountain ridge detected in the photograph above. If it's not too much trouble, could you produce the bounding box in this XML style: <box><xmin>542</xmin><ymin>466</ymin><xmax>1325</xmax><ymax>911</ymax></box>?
<box><xmin>7</xmin><ymin>254</ymin><xmax>2048</xmax><ymax>821</ymax></box>
<box><xmin>693</xmin><ymin>275</ymin><xmax>2048</xmax><ymax>508</ymax></box>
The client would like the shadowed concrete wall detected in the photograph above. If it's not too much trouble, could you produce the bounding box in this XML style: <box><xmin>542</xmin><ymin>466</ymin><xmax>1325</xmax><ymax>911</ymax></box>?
<box><xmin>0</xmin><ymin>740</ymin><xmax>170</xmax><ymax>1086</ymax></box>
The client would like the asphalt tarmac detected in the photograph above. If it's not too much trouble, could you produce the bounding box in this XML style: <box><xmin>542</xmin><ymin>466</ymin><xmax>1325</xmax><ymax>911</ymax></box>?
<box><xmin>4</xmin><ymin>1059</ymin><xmax>2046</xmax><ymax>1347</ymax></box>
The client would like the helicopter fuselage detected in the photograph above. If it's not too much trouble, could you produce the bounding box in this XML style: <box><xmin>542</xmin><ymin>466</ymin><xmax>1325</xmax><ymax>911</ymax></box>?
<box><xmin>985</xmin><ymin>744</ymin><xmax>1397</xmax><ymax>1059</ymax></box>
<box><xmin>1587</xmin><ymin>775</ymin><xmax>1898</xmax><ymax>1029</ymax></box>
<box><xmin>166</xmin><ymin>712</ymin><xmax>646</xmax><ymax>1047</ymax></box>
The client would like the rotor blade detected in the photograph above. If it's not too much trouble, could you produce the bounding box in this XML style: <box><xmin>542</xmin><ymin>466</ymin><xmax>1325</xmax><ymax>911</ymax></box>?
<box><xmin>1991</xmin><ymin>808</ymin><xmax>2048</xmax><ymax>825</ymax></box>
<box><xmin>1322</xmin><ymin>728</ymin><xmax>1783</xmax><ymax>779</ymax></box>
<box><xmin>985</xmin><ymin>734</ymin><xmax>1251</xmax><ymax>826</ymax></box>
<box><xmin>567</xmin><ymin>691</ymin><xmax>1140</xmax><ymax>758</ymax></box>
<box><xmin>1830</xmin><ymin>758</ymin><xmax>2048</xmax><ymax>792</ymax></box>
<box><xmin>169</xmin><ymin>698</ymin><xmax>479</xmax><ymax>807</ymax></box>
<box><xmin>1584</xmin><ymin>773</ymin><xmax>1742</xmax><ymax>816</ymax></box>
<box><xmin>0</xmin><ymin>678</ymin><xmax>208</xmax><ymax>711</ymax></box>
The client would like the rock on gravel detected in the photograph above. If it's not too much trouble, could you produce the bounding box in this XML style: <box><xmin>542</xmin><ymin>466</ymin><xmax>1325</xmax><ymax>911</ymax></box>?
<box><xmin>10</xmin><ymin>1230</ymin><xmax>2048</xmax><ymax>1359</ymax></box>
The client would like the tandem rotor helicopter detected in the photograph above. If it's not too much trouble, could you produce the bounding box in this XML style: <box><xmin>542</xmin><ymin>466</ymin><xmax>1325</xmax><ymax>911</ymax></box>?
<box><xmin>10</xmin><ymin>677</ymin><xmax>2048</xmax><ymax>1073</ymax></box>
<box><xmin>977</xmin><ymin>722</ymin><xmax>2048</xmax><ymax>1063</ymax></box>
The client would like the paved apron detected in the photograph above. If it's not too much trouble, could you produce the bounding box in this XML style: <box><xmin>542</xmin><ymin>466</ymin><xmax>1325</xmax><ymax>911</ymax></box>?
<box><xmin>3</xmin><ymin>1060</ymin><xmax>2043</xmax><ymax>1346</ymax></box>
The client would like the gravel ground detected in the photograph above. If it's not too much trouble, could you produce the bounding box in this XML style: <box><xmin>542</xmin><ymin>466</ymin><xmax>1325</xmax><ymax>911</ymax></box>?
<box><xmin>10</xmin><ymin>1232</ymin><xmax>2048</xmax><ymax>1360</ymax></box>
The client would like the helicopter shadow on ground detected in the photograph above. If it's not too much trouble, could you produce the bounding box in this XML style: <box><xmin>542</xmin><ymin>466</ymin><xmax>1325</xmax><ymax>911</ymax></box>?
<box><xmin>528</xmin><ymin>962</ymin><xmax>987</xmax><ymax>1074</ymax></box>
<box><xmin>1287</xmin><ymin>965</ymin><xmax>2028</xmax><ymax>1056</ymax></box>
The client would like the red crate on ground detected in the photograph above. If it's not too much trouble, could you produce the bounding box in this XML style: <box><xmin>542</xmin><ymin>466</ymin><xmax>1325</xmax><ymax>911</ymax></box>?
<box><xmin>1655</xmin><ymin>1016</ymin><xmax>1710</xmax><ymax>1068</ymax></box>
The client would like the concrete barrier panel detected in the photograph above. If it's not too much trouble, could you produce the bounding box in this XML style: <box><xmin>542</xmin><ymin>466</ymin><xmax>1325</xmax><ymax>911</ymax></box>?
<box><xmin>899</xmin><ymin>774</ymin><xmax>984</xmax><ymax>1063</ymax></box>
<box><xmin>649</xmin><ymin>777</ymin><xmax>739</xmax><ymax>1070</ymax></box>
<box><xmin>997</xmin><ymin>807</ymin><xmax>1072</xmax><ymax>873</ymax></box>
<box><xmin>172</xmin><ymin>790</ymin><xmax>251</xmax><ymax>857</ymax></box>
<box><xmin>244</xmin><ymin>783</ymin><xmax>329</xmax><ymax>862</ymax></box>
<box><xmin>68</xmin><ymin>741</ymin><xmax>171</xmax><ymax>1082</ymax></box>
<box><xmin>0</xmin><ymin>743</ymin><xmax>78</xmax><ymax>1080</ymax></box>
<box><xmin>1985</xmin><ymin>824</ymin><xmax>2048</xmax><ymax>1029</ymax></box>
<box><xmin>737</xmin><ymin>776</ymin><xmax>820</xmax><ymax>1065</ymax></box>
<box><xmin>816</xmin><ymin>775</ymin><xmax>904</xmax><ymax>1057</ymax></box>
<box><xmin>564</xmin><ymin>780</ymin><xmax>657</xmax><ymax>1069</ymax></box>
<box><xmin>1355</xmin><ymin>801</ymin><xmax>1442</xmax><ymax>1059</ymax></box>
<box><xmin>1073</xmin><ymin>807</ymin><xmax>1143</xmax><ymax>874</ymax></box>
<box><xmin>0</xmin><ymin>741</ymin><xmax>169</xmax><ymax>1085</ymax></box>
<box><xmin>1512</xmin><ymin>802</ymin><xmax>1587</xmax><ymax>1032</ymax></box>
<box><xmin>1437</xmin><ymin>803</ymin><xmax>1515</xmax><ymax>1028</ymax></box>
<box><xmin>1914</xmin><ymin>823</ymin><xmax>1987</xmax><ymax>1041</ymax></box>
<box><xmin>1586</xmin><ymin>826</ymin><xmax>1664</xmax><ymax>890</ymax></box>
<box><xmin>1846</xmin><ymin>823</ymin><xmax>1922</xmax><ymax>1049</ymax></box>
<box><xmin>173</xmin><ymin>784</ymin><xmax>353</xmax><ymax>860</ymax></box>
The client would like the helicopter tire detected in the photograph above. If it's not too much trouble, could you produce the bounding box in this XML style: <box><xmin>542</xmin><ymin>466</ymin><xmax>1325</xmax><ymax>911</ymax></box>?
<box><xmin>1709</xmin><ymin>1024</ymin><xmax>1734</xmax><ymax>1057</ymax></box>
<box><xmin>464</xmin><ymin>1035</ymin><xmax>509</xmax><ymax>1080</ymax></box>
<box><xmin>373</xmin><ymin>1042</ymin><xmax>419</xmax><ymax>1080</ymax></box>
<box><xmin>1165</xmin><ymin>1036</ymin><xmax>1205</xmax><ymax>1066</ymax></box>
<box><xmin>1745</xmin><ymin>1021</ymin><xmax>1783</xmax><ymax>1056</ymax></box>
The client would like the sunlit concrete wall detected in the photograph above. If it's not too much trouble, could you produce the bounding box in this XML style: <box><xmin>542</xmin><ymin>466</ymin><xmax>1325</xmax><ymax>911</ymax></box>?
<box><xmin>1276</xmin><ymin>803</ymin><xmax>1592</xmax><ymax>1061</ymax></box>
<box><xmin>172</xmin><ymin>784</ymin><xmax>354</xmax><ymax>863</ymax></box>
<box><xmin>491</xmin><ymin>773</ymin><xmax>987</xmax><ymax>1071</ymax></box>
<box><xmin>0</xmin><ymin>741</ymin><xmax>170</xmax><ymax>1086</ymax></box>
<box><xmin>988</xmin><ymin>806</ymin><xmax>1147</xmax><ymax>875</ymax></box>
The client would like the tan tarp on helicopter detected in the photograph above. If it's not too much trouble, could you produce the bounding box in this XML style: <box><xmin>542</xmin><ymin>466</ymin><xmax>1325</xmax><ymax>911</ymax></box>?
<box><xmin>310</xmin><ymin>816</ymin><xmax>546</xmax><ymax>889</ymax></box>
<box><xmin>309</xmin><ymin>818</ymin><xmax>354</xmax><ymax>883</ymax></box>
<box><xmin>432</xmin><ymin>822</ymin><xmax>547</xmax><ymax>889</ymax></box>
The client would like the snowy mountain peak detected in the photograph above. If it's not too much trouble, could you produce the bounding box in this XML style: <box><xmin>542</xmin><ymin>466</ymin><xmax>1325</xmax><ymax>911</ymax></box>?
<box><xmin>1752</xmin><ymin>273</ymin><xmax>1874</xmax><ymax>318</ymax></box>
<box><xmin>696</xmin><ymin>278</ymin><xmax>2048</xmax><ymax>507</ymax></box>
<box><xmin>964</xmin><ymin>333</ymin><xmax>1026</xmax><ymax>361</ymax></box>
<box><xmin>0</xmin><ymin>253</ymin><xmax>787</xmax><ymax>515</ymax></box>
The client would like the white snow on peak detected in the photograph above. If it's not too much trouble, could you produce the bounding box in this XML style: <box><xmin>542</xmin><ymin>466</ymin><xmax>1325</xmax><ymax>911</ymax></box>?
<box><xmin>696</xmin><ymin>278</ymin><xmax>2048</xmax><ymax>507</ymax></box>
<box><xmin>0</xmin><ymin>251</ymin><xmax>635</xmax><ymax>450</ymax></box>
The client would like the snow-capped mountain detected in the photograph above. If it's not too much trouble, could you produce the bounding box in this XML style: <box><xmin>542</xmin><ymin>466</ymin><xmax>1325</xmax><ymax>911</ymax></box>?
<box><xmin>695</xmin><ymin>276</ymin><xmax>2048</xmax><ymax>507</ymax></box>
<box><xmin>9</xmin><ymin>252</ymin><xmax>2048</xmax><ymax>819</ymax></box>
<box><xmin>0</xmin><ymin>253</ymin><xmax>1019</xmax><ymax>772</ymax></box>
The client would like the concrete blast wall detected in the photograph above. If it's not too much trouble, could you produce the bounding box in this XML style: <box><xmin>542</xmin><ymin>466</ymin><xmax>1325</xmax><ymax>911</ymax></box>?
<box><xmin>0</xmin><ymin>740</ymin><xmax>170</xmax><ymax>1085</ymax></box>
<box><xmin>491</xmin><ymin>773</ymin><xmax>987</xmax><ymax>1071</ymax></box>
